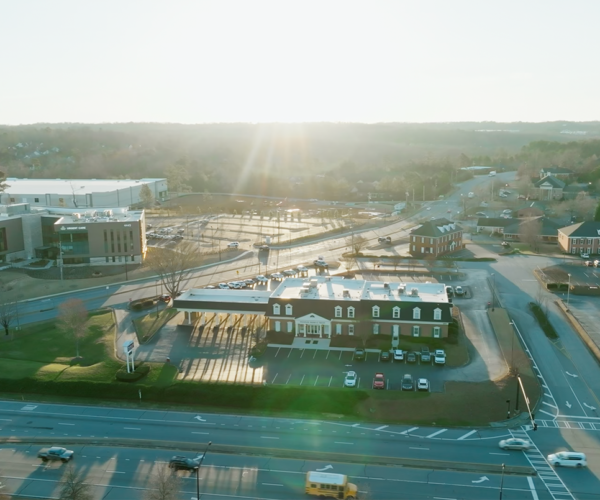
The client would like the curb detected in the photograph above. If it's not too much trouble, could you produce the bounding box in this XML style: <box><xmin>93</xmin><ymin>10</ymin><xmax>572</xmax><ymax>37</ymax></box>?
<box><xmin>556</xmin><ymin>300</ymin><xmax>600</xmax><ymax>363</ymax></box>
<box><xmin>1</xmin><ymin>437</ymin><xmax>536</xmax><ymax>476</ymax></box>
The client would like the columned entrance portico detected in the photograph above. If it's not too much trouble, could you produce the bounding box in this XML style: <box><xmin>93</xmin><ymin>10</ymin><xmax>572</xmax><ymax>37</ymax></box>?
<box><xmin>295</xmin><ymin>313</ymin><xmax>331</xmax><ymax>338</ymax></box>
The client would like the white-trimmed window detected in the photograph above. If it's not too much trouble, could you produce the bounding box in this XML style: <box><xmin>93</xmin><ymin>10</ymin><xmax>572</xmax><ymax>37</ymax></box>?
<box><xmin>347</xmin><ymin>307</ymin><xmax>355</xmax><ymax>318</ymax></box>
<box><xmin>275</xmin><ymin>321</ymin><xmax>281</xmax><ymax>332</ymax></box>
<box><xmin>413</xmin><ymin>307</ymin><xmax>421</xmax><ymax>320</ymax></box>
<box><xmin>412</xmin><ymin>325</ymin><xmax>420</xmax><ymax>337</ymax></box>
<box><xmin>348</xmin><ymin>324</ymin><xmax>354</xmax><ymax>335</ymax></box>
<box><xmin>392</xmin><ymin>306</ymin><xmax>400</xmax><ymax>319</ymax></box>
<box><xmin>336</xmin><ymin>324</ymin><xmax>342</xmax><ymax>335</ymax></box>
<box><xmin>373</xmin><ymin>323</ymin><xmax>380</xmax><ymax>334</ymax></box>
<box><xmin>372</xmin><ymin>305</ymin><xmax>380</xmax><ymax>318</ymax></box>
<box><xmin>273</xmin><ymin>303</ymin><xmax>280</xmax><ymax>315</ymax></box>
<box><xmin>285</xmin><ymin>304</ymin><xmax>293</xmax><ymax>316</ymax></box>
<box><xmin>433</xmin><ymin>308</ymin><xmax>442</xmax><ymax>321</ymax></box>
<box><xmin>335</xmin><ymin>306</ymin><xmax>342</xmax><ymax>318</ymax></box>
<box><xmin>433</xmin><ymin>326</ymin><xmax>441</xmax><ymax>338</ymax></box>
<box><xmin>287</xmin><ymin>321</ymin><xmax>293</xmax><ymax>333</ymax></box>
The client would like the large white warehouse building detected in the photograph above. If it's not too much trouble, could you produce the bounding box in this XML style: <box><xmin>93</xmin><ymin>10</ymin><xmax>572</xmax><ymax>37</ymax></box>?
<box><xmin>0</xmin><ymin>178</ymin><xmax>168</xmax><ymax>208</ymax></box>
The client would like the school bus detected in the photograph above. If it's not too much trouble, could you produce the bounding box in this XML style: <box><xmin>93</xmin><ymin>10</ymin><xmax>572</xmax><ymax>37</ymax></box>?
<box><xmin>305</xmin><ymin>471</ymin><xmax>358</xmax><ymax>499</ymax></box>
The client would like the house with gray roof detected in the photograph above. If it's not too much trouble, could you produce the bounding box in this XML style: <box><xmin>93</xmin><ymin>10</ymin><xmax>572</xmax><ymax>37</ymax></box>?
<box><xmin>503</xmin><ymin>217</ymin><xmax>561</xmax><ymax>242</ymax></box>
<box><xmin>558</xmin><ymin>221</ymin><xmax>600</xmax><ymax>255</ymax></box>
<box><xmin>532</xmin><ymin>176</ymin><xmax>565</xmax><ymax>201</ymax></box>
<box><xmin>476</xmin><ymin>217</ymin><xmax>515</xmax><ymax>234</ymax></box>
<box><xmin>409</xmin><ymin>218</ymin><xmax>463</xmax><ymax>257</ymax></box>
<box><xmin>539</xmin><ymin>166</ymin><xmax>574</xmax><ymax>180</ymax></box>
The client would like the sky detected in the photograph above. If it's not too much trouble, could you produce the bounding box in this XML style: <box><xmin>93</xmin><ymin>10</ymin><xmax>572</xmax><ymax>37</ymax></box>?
<box><xmin>1</xmin><ymin>0</ymin><xmax>599</xmax><ymax>125</ymax></box>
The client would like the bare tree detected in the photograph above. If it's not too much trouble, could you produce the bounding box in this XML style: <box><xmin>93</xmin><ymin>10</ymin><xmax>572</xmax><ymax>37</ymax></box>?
<box><xmin>0</xmin><ymin>300</ymin><xmax>16</xmax><ymax>336</ymax></box>
<box><xmin>144</xmin><ymin>464</ymin><xmax>181</xmax><ymax>500</ymax></box>
<box><xmin>59</xmin><ymin>465</ymin><xmax>93</xmax><ymax>500</ymax></box>
<box><xmin>519</xmin><ymin>218</ymin><xmax>542</xmax><ymax>252</ymax></box>
<box><xmin>57</xmin><ymin>298</ymin><xmax>89</xmax><ymax>359</ymax></box>
<box><xmin>146</xmin><ymin>242</ymin><xmax>203</xmax><ymax>297</ymax></box>
<box><xmin>348</xmin><ymin>235</ymin><xmax>368</xmax><ymax>255</ymax></box>
<box><xmin>139</xmin><ymin>183</ymin><xmax>155</xmax><ymax>208</ymax></box>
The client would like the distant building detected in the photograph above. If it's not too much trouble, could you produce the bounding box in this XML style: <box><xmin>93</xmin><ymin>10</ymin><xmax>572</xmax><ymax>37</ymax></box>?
<box><xmin>0</xmin><ymin>177</ymin><xmax>167</xmax><ymax>208</ymax></box>
<box><xmin>409</xmin><ymin>218</ymin><xmax>464</xmax><ymax>257</ymax></box>
<box><xmin>476</xmin><ymin>217</ymin><xmax>515</xmax><ymax>234</ymax></box>
<box><xmin>503</xmin><ymin>217</ymin><xmax>561</xmax><ymax>243</ymax></box>
<box><xmin>539</xmin><ymin>167</ymin><xmax>574</xmax><ymax>180</ymax></box>
<box><xmin>558</xmin><ymin>221</ymin><xmax>600</xmax><ymax>255</ymax></box>
<box><xmin>531</xmin><ymin>176</ymin><xmax>565</xmax><ymax>201</ymax></box>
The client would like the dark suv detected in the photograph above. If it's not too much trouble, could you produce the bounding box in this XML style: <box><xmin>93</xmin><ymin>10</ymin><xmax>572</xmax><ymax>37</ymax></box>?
<box><xmin>169</xmin><ymin>455</ymin><xmax>202</xmax><ymax>471</ymax></box>
<box><xmin>354</xmin><ymin>348</ymin><xmax>366</xmax><ymax>361</ymax></box>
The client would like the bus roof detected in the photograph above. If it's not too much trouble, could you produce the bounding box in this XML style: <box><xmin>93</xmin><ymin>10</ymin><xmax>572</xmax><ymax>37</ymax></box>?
<box><xmin>307</xmin><ymin>471</ymin><xmax>346</xmax><ymax>485</ymax></box>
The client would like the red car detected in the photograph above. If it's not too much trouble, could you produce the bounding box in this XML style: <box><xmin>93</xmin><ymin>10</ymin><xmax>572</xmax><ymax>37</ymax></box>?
<box><xmin>159</xmin><ymin>294</ymin><xmax>171</xmax><ymax>303</ymax></box>
<box><xmin>373</xmin><ymin>372</ymin><xmax>386</xmax><ymax>390</ymax></box>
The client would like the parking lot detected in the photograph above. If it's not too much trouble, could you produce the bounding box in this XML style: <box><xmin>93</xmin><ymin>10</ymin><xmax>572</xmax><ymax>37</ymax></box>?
<box><xmin>257</xmin><ymin>346</ymin><xmax>447</xmax><ymax>392</ymax></box>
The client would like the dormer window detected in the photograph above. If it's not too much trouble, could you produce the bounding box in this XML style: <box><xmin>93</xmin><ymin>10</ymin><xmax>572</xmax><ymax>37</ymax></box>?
<box><xmin>372</xmin><ymin>305</ymin><xmax>380</xmax><ymax>318</ymax></box>
<box><xmin>273</xmin><ymin>303</ymin><xmax>280</xmax><ymax>315</ymax></box>
<box><xmin>335</xmin><ymin>306</ymin><xmax>342</xmax><ymax>318</ymax></box>
<box><xmin>285</xmin><ymin>304</ymin><xmax>293</xmax><ymax>316</ymax></box>
<box><xmin>392</xmin><ymin>306</ymin><xmax>400</xmax><ymax>319</ymax></box>
<box><xmin>347</xmin><ymin>306</ymin><xmax>355</xmax><ymax>319</ymax></box>
<box><xmin>413</xmin><ymin>307</ymin><xmax>421</xmax><ymax>320</ymax></box>
<box><xmin>434</xmin><ymin>308</ymin><xmax>442</xmax><ymax>320</ymax></box>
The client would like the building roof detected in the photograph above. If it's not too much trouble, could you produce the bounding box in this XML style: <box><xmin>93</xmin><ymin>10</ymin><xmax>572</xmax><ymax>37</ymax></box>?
<box><xmin>559</xmin><ymin>221</ymin><xmax>600</xmax><ymax>238</ymax></box>
<box><xmin>410</xmin><ymin>218</ymin><xmax>462</xmax><ymax>238</ymax></box>
<box><xmin>477</xmin><ymin>217</ymin><xmax>515</xmax><ymax>228</ymax></box>
<box><xmin>541</xmin><ymin>167</ymin><xmax>574</xmax><ymax>175</ymax></box>
<box><xmin>533</xmin><ymin>176</ymin><xmax>565</xmax><ymax>189</ymax></box>
<box><xmin>3</xmin><ymin>178</ymin><xmax>165</xmax><ymax>196</ymax></box>
<box><xmin>175</xmin><ymin>289</ymin><xmax>272</xmax><ymax>312</ymax></box>
<box><xmin>504</xmin><ymin>217</ymin><xmax>561</xmax><ymax>237</ymax></box>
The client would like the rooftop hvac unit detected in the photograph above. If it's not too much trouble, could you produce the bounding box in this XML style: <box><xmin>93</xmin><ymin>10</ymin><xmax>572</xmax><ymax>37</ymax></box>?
<box><xmin>410</xmin><ymin>288</ymin><xmax>419</xmax><ymax>296</ymax></box>
<box><xmin>309</xmin><ymin>279</ymin><xmax>319</xmax><ymax>289</ymax></box>
<box><xmin>343</xmin><ymin>289</ymin><xmax>351</xmax><ymax>298</ymax></box>
<box><xmin>383</xmin><ymin>282</ymin><xmax>389</xmax><ymax>288</ymax></box>
<box><xmin>398</xmin><ymin>285</ymin><xmax>405</xmax><ymax>294</ymax></box>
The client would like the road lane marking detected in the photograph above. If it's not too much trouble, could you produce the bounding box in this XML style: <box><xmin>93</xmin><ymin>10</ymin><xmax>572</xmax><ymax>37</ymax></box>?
<box><xmin>539</xmin><ymin>409</ymin><xmax>555</xmax><ymax>417</ymax></box>
<box><xmin>427</xmin><ymin>429</ymin><xmax>447</xmax><ymax>438</ymax></box>
<box><xmin>260</xmin><ymin>436</ymin><xmax>279</xmax><ymax>440</ymax></box>
<box><xmin>314</xmin><ymin>376</ymin><xmax>319</xmax><ymax>386</ymax></box>
<box><xmin>527</xmin><ymin>476</ymin><xmax>539</xmax><ymax>500</ymax></box>
<box><xmin>376</xmin><ymin>425</ymin><xmax>388</xmax><ymax>431</ymax></box>
<box><xmin>434</xmin><ymin>498</ymin><xmax>457</xmax><ymax>500</ymax></box>
<box><xmin>351</xmin><ymin>424</ymin><xmax>360</xmax><ymax>427</ymax></box>
<box><xmin>490</xmin><ymin>453</ymin><xmax>510</xmax><ymax>456</ymax></box>
<box><xmin>410</xmin><ymin>447</ymin><xmax>429</xmax><ymax>450</ymax></box>
<box><xmin>271</xmin><ymin>373</ymin><xmax>278</xmax><ymax>384</ymax></box>
<box><xmin>124</xmin><ymin>427</ymin><xmax>141</xmax><ymax>430</ymax></box>
<box><xmin>192</xmin><ymin>432</ymin><xmax>210</xmax><ymax>435</ymax></box>
<box><xmin>400</xmin><ymin>427</ymin><xmax>419</xmax><ymax>435</ymax></box>
<box><xmin>0</xmin><ymin>419</ymin><xmax>12</xmax><ymax>422</ymax></box>
<box><xmin>262</xmin><ymin>483</ymin><xmax>283</xmax><ymax>487</ymax></box>
<box><xmin>58</xmin><ymin>423</ymin><xmax>75</xmax><ymax>426</ymax></box>
<box><xmin>457</xmin><ymin>430</ymin><xmax>477</xmax><ymax>440</ymax></box>
<box><xmin>542</xmin><ymin>401</ymin><xmax>557</xmax><ymax>409</ymax></box>
<box><xmin>334</xmin><ymin>442</ymin><xmax>353</xmax><ymax>445</ymax></box>
<box><xmin>106</xmin><ymin>470</ymin><xmax>125</xmax><ymax>474</ymax></box>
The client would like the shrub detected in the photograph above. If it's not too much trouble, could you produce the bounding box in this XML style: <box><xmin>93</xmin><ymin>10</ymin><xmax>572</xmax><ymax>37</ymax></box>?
<box><xmin>250</xmin><ymin>341</ymin><xmax>268</xmax><ymax>358</ymax></box>
<box><xmin>131</xmin><ymin>303</ymin><xmax>143</xmax><ymax>312</ymax></box>
<box><xmin>116</xmin><ymin>364</ymin><xmax>151</xmax><ymax>382</ymax></box>
<box><xmin>266</xmin><ymin>331</ymin><xmax>294</xmax><ymax>345</ymax></box>
<box><xmin>330</xmin><ymin>336</ymin><xmax>363</xmax><ymax>348</ymax></box>
<box><xmin>528</xmin><ymin>302</ymin><xmax>559</xmax><ymax>339</ymax></box>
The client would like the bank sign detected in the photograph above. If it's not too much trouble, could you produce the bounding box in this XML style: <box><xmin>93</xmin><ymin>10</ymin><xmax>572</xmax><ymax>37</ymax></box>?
<box><xmin>60</xmin><ymin>226</ymin><xmax>88</xmax><ymax>231</ymax></box>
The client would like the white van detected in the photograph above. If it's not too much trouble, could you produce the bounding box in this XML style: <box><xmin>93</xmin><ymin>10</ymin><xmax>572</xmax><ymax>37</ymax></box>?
<box><xmin>227</xmin><ymin>242</ymin><xmax>239</xmax><ymax>248</ymax></box>
<box><xmin>547</xmin><ymin>452</ymin><xmax>587</xmax><ymax>468</ymax></box>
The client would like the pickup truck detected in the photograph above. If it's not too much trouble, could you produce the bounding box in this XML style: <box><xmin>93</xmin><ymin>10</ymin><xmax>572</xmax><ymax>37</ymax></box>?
<box><xmin>434</xmin><ymin>349</ymin><xmax>446</xmax><ymax>365</ymax></box>
<box><xmin>38</xmin><ymin>446</ymin><xmax>74</xmax><ymax>463</ymax></box>
<box><xmin>420</xmin><ymin>346</ymin><xmax>431</xmax><ymax>363</ymax></box>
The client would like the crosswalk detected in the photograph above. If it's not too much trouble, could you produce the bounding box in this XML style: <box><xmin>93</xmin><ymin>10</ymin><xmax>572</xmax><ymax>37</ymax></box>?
<box><xmin>510</xmin><ymin>428</ymin><xmax>575</xmax><ymax>500</ymax></box>
<box><xmin>536</xmin><ymin>419</ymin><xmax>600</xmax><ymax>431</ymax></box>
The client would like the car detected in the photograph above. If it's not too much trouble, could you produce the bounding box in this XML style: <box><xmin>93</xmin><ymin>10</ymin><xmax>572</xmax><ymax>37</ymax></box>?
<box><xmin>177</xmin><ymin>228</ymin><xmax>185</xmax><ymax>234</ymax></box>
<box><xmin>434</xmin><ymin>349</ymin><xmax>446</xmax><ymax>365</ymax></box>
<box><xmin>270</xmin><ymin>272</ymin><xmax>284</xmax><ymax>280</ymax></box>
<box><xmin>227</xmin><ymin>242</ymin><xmax>239</xmax><ymax>248</ymax></box>
<box><xmin>314</xmin><ymin>259</ymin><xmax>328</xmax><ymax>268</ymax></box>
<box><xmin>255</xmin><ymin>275</ymin><xmax>269</xmax><ymax>283</ymax></box>
<box><xmin>168</xmin><ymin>455</ymin><xmax>203</xmax><ymax>471</ymax></box>
<box><xmin>518</xmin><ymin>195</ymin><xmax>526</xmax><ymax>200</ymax></box>
<box><xmin>244</xmin><ymin>278</ymin><xmax>256</xmax><ymax>285</ymax></box>
<box><xmin>296</xmin><ymin>265</ymin><xmax>309</xmax><ymax>273</ymax></box>
<box><xmin>159</xmin><ymin>294</ymin><xmax>171</xmax><ymax>302</ymax></box>
<box><xmin>547</xmin><ymin>451</ymin><xmax>587</xmax><ymax>468</ymax></box>
<box><xmin>581</xmin><ymin>253</ymin><xmax>590</xmax><ymax>259</ymax></box>
<box><xmin>595</xmin><ymin>260</ymin><xmax>600</xmax><ymax>267</ymax></box>
<box><xmin>227</xmin><ymin>281</ymin><xmax>243</xmax><ymax>289</ymax></box>
<box><xmin>401</xmin><ymin>374</ymin><xmax>414</xmax><ymax>391</ymax></box>
<box><xmin>447</xmin><ymin>209</ymin><xmax>452</xmax><ymax>213</ymax></box>
<box><xmin>475</xmin><ymin>212</ymin><xmax>486</xmax><ymax>216</ymax></box>
<box><xmin>445</xmin><ymin>286</ymin><xmax>453</xmax><ymax>296</ymax></box>
<box><xmin>218</xmin><ymin>283</ymin><xmax>230</xmax><ymax>289</ymax></box>
<box><xmin>454</xmin><ymin>286</ymin><xmax>464</xmax><ymax>296</ymax></box>
<box><xmin>430</xmin><ymin>217</ymin><xmax>435</xmax><ymax>220</ymax></box>
<box><xmin>584</xmin><ymin>260</ymin><xmax>593</xmax><ymax>267</ymax></box>
<box><xmin>344</xmin><ymin>371</ymin><xmax>358</xmax><ymax>388</ymax></box>
<box><xmin>380</xmin><ymin>350</ymin><xmax>391</xmax><ymax>362</ymax></box>
<box><xmin>393</xmin><ymin>349</ymin><xmax>404</xmax><ymax>361</ymax></box>
<box><xmin>283</xmin><ymin>269</ymin><xmax>297</xmax><ymax>276</ymax></box>
<box><xmin>406</xmin><ymin>351</ymin><xmax>417</xmax><ymax>363</ymax></box>
<box><xmin>499</xmin><ymin>438</ymin><xmax>532</xmax><ymax>451</ymax></box>
<box><xmin>38</xmin><ymin>446</ymin><xmax>74</xmax><ymax>463</ymax></box>
<box><xmin>354</xmin><ymin>348</ymin><xmax>366</xmax><ymax>361</ymax></box>
<box><xmin>146</xmin><ymin>224</ymin><xmax>153</xmax><ymax>229</ymax></box>
<box><xmin>420</xmin><ymin>346</ymin><xmax>431</xmax><ymax>363</ymax></box>
<box><xmin>417</xmin><ymin>378</ymin><xmax>430</xmax><ymax>391</ymax></box>
<box><xmin>378</xmin><ymin>236</ymin><xmax>392</xmax><ymax>244</ymax></box>
<box><xmin>258</xmin><ymin>244</ymin><xmax>270</xmax><ymax>251</ymax></box>
<box><xmin>426</xmin><ymin>207</ymin><xmax>431</xmax><ymax>210</ymax></box>
<box><xmin>173</xmin><ymin>234</ymin><xmax>184</xmax><ymax>240</ymax></box>
<box><xmin>502</xmin><ymin>209</ymin><xmax>511</xmax><ymax>214</ymax></box>
<box><xmin>373</xmin><ymin>372</ymin><xmax>386</xmax><ymax>390</ymax></box>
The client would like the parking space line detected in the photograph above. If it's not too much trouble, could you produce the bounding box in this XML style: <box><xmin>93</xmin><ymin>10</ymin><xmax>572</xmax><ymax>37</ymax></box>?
<box><xmin>326</xmin><ymin>351</ymin><xmax>330</xmax><ymax>359</ymax></box>
<box><xmin>376</xmin><ymin>425</ymin><xmax>388</xmax><ymax>431</ymax></box>
<box><xmin>329</xmin><ymin>376</ymin><xmax>333</xmax><ymax>387</ymax></box>
<box><xmin>275</xmin><ymin>347</ymin><xmax>281</xmax><ymax>357</ymax></box>
<box><xmin>457</xmin><ymin>430</ymin><xmax>477</xmax><ymax>440</ymax></box>
<box><xmin>286</xmin><ymin>374</ymin><xmax>291</xmax><ymax>385</ymax></box>
<box><xmin>313</xmin><ymin>350</ymin><xmax>318</xmax><ymax>359</ymax></box>
<box><xmin>338</xmin><ymin>351</ymin><xmax>343</xmax><ymax>360</ymax></box>
<box><xmin>300</xmin><ymin>350</ymin><xmax>305</xmax><ymax>358</ymax></box>
<box><xmin>427</xmin><ymin>430</ymin><xmax>447</xmax><ymax>441</ymax></box>
<box><xmin>271</xmin><ymin>373</ymin><xmax>278</xmax><ymax>384</ymax></box>
<box><xmin>287</xmin><ymin>349</ymin><xmax>292</xmax><ymax>358</ymax></box>
<box><xmin>314</xmin><ymin>376</ymin><xmax>319</xmax><ymax>386</ymax></box>
<box><xmin>400</xmin><ymin>427</ymin><xmax>419</xmax><ymax>435</ymax></box>
<box><xmin>300</xmin><ymin>375</ymin><xmax>305</xmax><ymax>385</ymax></box>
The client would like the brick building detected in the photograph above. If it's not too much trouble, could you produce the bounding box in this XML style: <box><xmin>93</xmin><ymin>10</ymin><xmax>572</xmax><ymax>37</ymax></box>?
<box><xmin>558</xmin><ymin>221</ymin><xmax>600</xmax><ymax>255</ymax></box>
<box><xmin>409</xmin><ymin>218</ymin><xmax>463</xmax><ymax>257</ymax></box>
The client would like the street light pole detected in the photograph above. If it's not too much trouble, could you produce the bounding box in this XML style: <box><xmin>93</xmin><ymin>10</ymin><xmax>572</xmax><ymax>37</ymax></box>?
<box><xmin>499</xmin><ymin>463</ymin><xmax>506</xmax><ymax>500</ymax></box>
<box><xmin>505</xmin><ymin>399</ymin><xmax>510</xmax><ymax>419</ymax></box>
<box><xmin>567</xmin><ymin>273</ymin><xmax>571</xmax><ymax>306</ymax></box>
<box><xmin>491</xmin><ymin>273</ymin><xmax>495</xmax><ymax>311</ymax></box>
<box><xmin>196</xmin><ymin>441</ymin><xmax>212</xmax><ymax>500</ymax></box>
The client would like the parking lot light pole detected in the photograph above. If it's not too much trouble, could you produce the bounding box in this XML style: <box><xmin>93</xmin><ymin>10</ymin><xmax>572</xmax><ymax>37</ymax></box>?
<box><xmin>491</xmin><ymin>273</ymin><xmax>495</xmax><ymax>311</ymax></box>
<box><xmin>196</xmin><ymin>441</ymin><xmax>212</xmax><ymax>500</ymax></box>
<box><xmin>505</xmin><ymin>400</ymin><xmax>510</xmax><ymax>419</ymax></box>
<box><xmin>567</xmin><ymin>273</ymin><xmax>571</xmax><ymax>306</ymax></box>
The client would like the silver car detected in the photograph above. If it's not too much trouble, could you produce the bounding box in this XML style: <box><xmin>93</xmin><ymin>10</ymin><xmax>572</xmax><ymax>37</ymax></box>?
<box><xmin>498</xmin><ymin>438</ymin><xmax>531</xmax><ymax>451</ymax></box>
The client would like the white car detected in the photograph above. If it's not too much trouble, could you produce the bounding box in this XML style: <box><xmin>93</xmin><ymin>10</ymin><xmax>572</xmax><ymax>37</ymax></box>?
<box><xmin>218</xmin><ymin>283</ymin><xmax>230</xmax><ymax>289</ymax></box>
<box><xmin>417</xmin><ymin>378</ymin><xmax>429</xmax><ymax>391</ymax></box>
<box><xmin>581</xmin><ymin>253</ymin><xmax>590</xmax><ymax>259</ymax></box>
<box><xmin>344</xmin><ymin>371</ymin><xmax>358</xmax><ymax>388</ymax></box>
<box><xmin>255</xmin><ymin>275</ymin><xmax>269</xmax><ymax>283</ymax></box>
<box><xmin>227</xmin><ymin>242</ymin><xmax>239</xmax><ymax>248</ymax></box>
<box><xmin>434</xmin><ymin>349</ymin><xmax>446</xmax><ymax>365</ymax></box>
<box><xmin>296</xmin><ymin>265</ymin><xmax>309</xmax><ymax>273</ymax></box>
<box><xmin>547</xmin><ymin>451</ymin><xmax>587</xmax><ymax>468</ymax></box>
<box><xmin>454</xmin><ymin>286</ymin><xmax>464</xmax><ymax>296</ymax></box>
<box><xmin>393</xmin><ymin>349</ymin><xmax>404</xmax><ymax>361</ymax></box>
<box><xmin>270</xmin><ymin>272</ymin><xmax>284</xmax><ymax>280</ymax></box>
<box><xmin>499</xmin><ymin>438</ymin><xmax>531</xmax><ymax>451</ymax></box>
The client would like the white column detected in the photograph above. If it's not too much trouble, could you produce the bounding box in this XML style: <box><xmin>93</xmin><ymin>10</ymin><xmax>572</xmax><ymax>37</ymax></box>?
<box><xmin>201</xmin><ymin>313</ymin><xmax>206</xmax><ymax>326</ymax></box>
